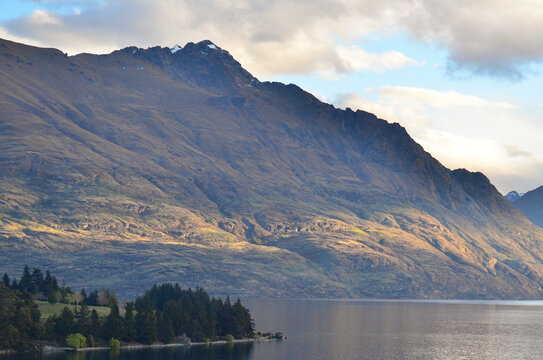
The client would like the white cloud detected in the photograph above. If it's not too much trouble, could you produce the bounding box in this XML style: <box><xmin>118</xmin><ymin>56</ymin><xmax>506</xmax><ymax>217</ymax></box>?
<box><xmin>334</xmin><ymin>45</ymin><xmax>421</xmax><ymax>73</ymax></box>
<box><xmin>0</xmin><ymin>26</ymin><xmax>44</xmax><ymax>47</ymax></box>
<box><xmin>399</xmin><ymin>0</ymin><xmax>543</xmax><ymax>78</ymax></box>
<box><xmin>27</xmin><ymin>9</ymin><xmax>61</xmax><ymax>25</ymax></box>
<box><xmin>366</xmin><ymin>86</ymin><xmax>517</xmax><ymax>110</ymax></box>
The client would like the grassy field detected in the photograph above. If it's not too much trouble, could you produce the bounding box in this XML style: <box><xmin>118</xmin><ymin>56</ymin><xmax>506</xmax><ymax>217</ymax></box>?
<box><xmin>36</xmin><ymin>301</ymin><xmax>111</xmax><ymax>319</ymax></box>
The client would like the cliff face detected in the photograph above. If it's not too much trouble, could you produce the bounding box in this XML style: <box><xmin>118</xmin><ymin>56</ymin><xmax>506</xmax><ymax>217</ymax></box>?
<box><xmin>2</xmin><ymin>38</ymin><xmax>543</xmax><ymax>299</ymax></box>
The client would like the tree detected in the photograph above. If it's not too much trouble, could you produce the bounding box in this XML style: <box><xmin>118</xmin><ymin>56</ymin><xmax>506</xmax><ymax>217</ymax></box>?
<box><xmin>123</xmin><ymin>302</ymin><xmax>137</xmax><ymax>342</ymax></box>
<box><xmin>44</xmin><ymin>270</ymin><xmax>59</xmax><ymax>296</ymax></box>
<box><xmin>48</xmin><ymin>290</ymin><xmax>60</xmax><ymax>304</ymax></box>
<box><xmin>66</xmin><ymin>333</ymin><xmax>86</xmax><ymax>349</ymax></box>
<box><xmin>135</xmin><ymin>295</ymin><xmax>157</xmax><ymax>344</ymax></box>
<box><xmin>80</xmin><ymin>288</ymin><xmax>87</xmax><ymax>303</ymax></box>
<box><xmin>232</xmin><ymin>298</ymin><xmax>254</xmax><ymax>338</ymax></box>
<box><xmin>31</xmin><ymin>268</ymin><xmax>44</xmax><ymax>295</ymax></box>
<box><xmin>63</xmin><ymin>292</ymin><xmax>75</xmax><ymax>305</ymax></box>
<box><xmin>157</xmin><ymin>312</ymin><xmax>174</xmax><ymax>343</ymax></box>
<box><xmin>0</xmin><ymin>284</ymin><xmax>41</xmax><ymax>350</ymax></box>
<box><xmin>109</xmin><ymin>338</ymin><xmax>120</xmax><ymax>350</ymax></box>
<box><xmin>87</xmin><ymin>290</ymin><xmax>99</xmax><ymax>306</ymax></box>
<box><xmin>19</xmin><ymin>265</ymin><xmax>32</xmax><ymax>293</ymax></box>
<box><xmin>98</xmin><ymin>288</ymin><xmax>116</xmax><ymax>306</ymax></box>
<box><xmin>74</xmin><ymin>292</ymin><xmax>84</xmax><ymax>307</ymax></box>
<box><xmin>89</xmin><ymin>310</ymin><xmax>102</xmax><ymax>338</ymax></box>
<box><xmin>75</xmin><ymin>303</ymin><xmax>91</xmax><ymax>334</ymax></box>
<box><xmin>103</xmin><ymin>301</ymin><xmax>124</xmax><ymax>340</ymax></box>
<box><xmin>2</xmin><ymin>273</ymin><xmax>9</xmax><ymax>288</ymax></box>
<box><xmin>54</xmin><ymin>307</ymin><xmax>75</xmax><ymax>337</ymax></box>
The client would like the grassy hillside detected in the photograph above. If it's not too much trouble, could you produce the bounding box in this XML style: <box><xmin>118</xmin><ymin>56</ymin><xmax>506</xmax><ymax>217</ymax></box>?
<box><xmin>36</xmin><ymin>301</ymin><xmax>111</xmax><ymax>319</ymax></box>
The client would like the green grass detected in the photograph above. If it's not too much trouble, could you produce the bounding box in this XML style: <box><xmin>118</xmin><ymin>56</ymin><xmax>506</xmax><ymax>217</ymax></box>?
<box><xmin>36</xmin><ymin>301</ymin><xmax>111</xmax><ymax>319</ymax></box>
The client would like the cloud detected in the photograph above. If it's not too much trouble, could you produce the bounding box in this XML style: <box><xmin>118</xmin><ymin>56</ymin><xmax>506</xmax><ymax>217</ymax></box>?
<box><xmin>334</xmin><ymin>45</ymin><xmax>421</xmax><ymax>73</ymax></box>
<box><xmin>399</xmin><ymin>0</ymin><xmax>543</xmax><ymax>79</ymax></box>
<box><xmin>366</xmin><ymin>86</ymin><xmax>517</xmax><ymax>110</ymax></box>
<box><xmin>504</xmin><ymin>145</ymin><xmax>533</xmax><ymax>158</ymax></box>
<box><xmin>5</xmin><ymin>0</ymin><xmax>543</xmax><ymax>78</ymax></box>
<box><xmin>335</xmin><ymin>88</ymin><xmax>543</xmax><ymax>193</ymax></box>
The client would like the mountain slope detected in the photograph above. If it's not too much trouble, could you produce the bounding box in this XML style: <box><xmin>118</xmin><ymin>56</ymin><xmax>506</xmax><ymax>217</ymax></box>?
<box><xmin>510</xmin><ymin>187</ymin><xmax>543</xmax><ymax>228</ymax></box>
<box><xmin>1</xmin><ymin>38</ymin><xmax>543</xmax><ymax>299</ymax></box>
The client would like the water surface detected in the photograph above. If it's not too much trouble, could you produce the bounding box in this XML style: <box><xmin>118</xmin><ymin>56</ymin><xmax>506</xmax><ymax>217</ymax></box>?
<box><xmin>5</xmin><ymin>299</ymin><xmax>543</xmax><ymax>360</ymax></box>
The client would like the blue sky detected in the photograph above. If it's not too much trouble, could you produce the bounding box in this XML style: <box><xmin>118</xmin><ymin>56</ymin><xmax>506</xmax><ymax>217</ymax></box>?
<box><xmin>2</xmin><ymin>0</ymin><xmax>543</xmax><ymax>193</ymax></box>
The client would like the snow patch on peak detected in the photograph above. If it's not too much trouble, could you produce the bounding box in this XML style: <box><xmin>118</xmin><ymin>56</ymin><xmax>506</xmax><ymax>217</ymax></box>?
<box><xmin>207</xmin><ymin>44</ymin><xmax>217</xmax><ymax>49</ymax></box>
<box><xmin>171</xmin><ymin>45</ymin><xmax>182</xmax><ymax>54</ymax></box>
<box><xmin>505</xmin><ymin>191</ymin><xmax>524</xmax><ymax>203</ymax></box>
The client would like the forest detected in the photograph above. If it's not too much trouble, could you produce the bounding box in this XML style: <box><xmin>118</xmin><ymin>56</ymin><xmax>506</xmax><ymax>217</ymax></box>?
<box><xmin>0</xmin><ymin>267</ymin><xmax>255</xmax><ymax>350</ymax></box>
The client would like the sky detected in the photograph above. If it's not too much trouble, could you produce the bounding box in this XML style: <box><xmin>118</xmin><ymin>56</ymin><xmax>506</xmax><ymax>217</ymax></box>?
<box><xmin>1</xmin><ymin>0</ymin><xmax>543</xmax><ymax>194</ymax></box>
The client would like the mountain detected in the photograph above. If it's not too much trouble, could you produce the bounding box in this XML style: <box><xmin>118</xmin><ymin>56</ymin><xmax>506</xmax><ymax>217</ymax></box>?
<box><xmin>2</xmin><ymin>38</ymin><xmax>543</xmax><ymax>299</ymax></box>
<box><xmin>505</xmin><ymin>191</ymin><xmax>524</xmax><ymax>203</ymax></box>
<box><xmin>510</xmin><ymin>187</ymin><xmax>543</xmax><ymax>228</ymax></box>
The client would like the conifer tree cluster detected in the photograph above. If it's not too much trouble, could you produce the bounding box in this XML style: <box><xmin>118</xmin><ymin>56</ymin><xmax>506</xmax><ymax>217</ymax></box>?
<box><xmin>43</xmin><ymin>283</ymin><xmax>255</xmax><ymax>345</ymax></box>
<box><xmin>0</xmin><ymin>283</ymin><xmax>41</xmax><ymax>350</ymax></box>
<box><xmin>3</xmin><ymin>265</ymin><xmax>70</xmax><ymax>303</ymax></box>
<box><xmin>1</xmin><ymin>268</ymin><xmax>256</xmax><ymax>350</ymax></box>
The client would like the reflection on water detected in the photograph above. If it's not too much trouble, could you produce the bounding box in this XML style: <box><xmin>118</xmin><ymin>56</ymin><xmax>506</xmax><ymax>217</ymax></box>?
<box><xmin>244</xmin><ymin>299</ymin><xmax>543</xmax><ymax>360</ymax></box>
<box><xmin>3</xmin><ymin>343</ymin><xmax>254</xmax><ymax>360</ymax></box>
<box><xmin>4</xmin><ymin>299</ymin><xmax>543</xmax><ymax>360</ymax></box>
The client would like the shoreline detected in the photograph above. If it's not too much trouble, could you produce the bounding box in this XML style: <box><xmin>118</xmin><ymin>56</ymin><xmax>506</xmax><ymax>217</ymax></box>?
<box><xmin>39</xmin><ymin>336</ymin><xmax>282</xmax><ymax>354</ymax></box>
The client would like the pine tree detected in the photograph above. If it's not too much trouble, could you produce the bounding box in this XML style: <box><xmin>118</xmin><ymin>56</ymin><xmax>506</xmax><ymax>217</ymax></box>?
<box><xmin>87</xmin><ymin>290</ymin><xmax>99</xmax><ymax>306</ymax></box>
<box><xmin>135</xmin><ymin>295</ymin><xmax>157</xmax><ymax>344</ymax></box>
<box><xmin>89</xmin><ymin>310</ymin><xmax>101</xmax><ymax>338</ymax></box>
<box><xmin>0</xmin><ymin>284</ymin><xmax>41</xmax><ymax>350</ymax></box>
<box><xmin>103</xmin><ymin>301</ymin><xmax>124</xmax><ymax>340</ymax></box>
<box><xmin>2</xmin><ymin>273</ymin><xmax>9</xmax><ymax>288</ymax></box>
<box><xmin>54</xmin><ymin>307</ymin><xmax>75</xmax><ymax>337</ymax></box>
<box><xmin>75</xmin><ymin>303</ymin><xmax>91</xmax><ymax>335</ymax></box>
<box><xmin>157</xmin><ymin>311</ymin><xmax>174</xmax><ymax>343</ymax></box>
<box><xmin>80</xmin><ymin>288</ymin><xmax>87</xmax><ymax>303</ymax></box>
<box><xmin>123</xmin><ymin>302</ymin><xmax>137</xmax><ymax>342</ymax></box>
<box><xmin>44</xmin><ymin>270</ymin><xmax>59</xmax><ymax>299</ymax></box>
<box><xmin>31</xmin><ymin>268</ymin><xmax>44</xmax><ymax>295</ymax></box>
<box><xmin>19</xmin><ymin>265</ymin><xmax>32</xmax><ymax>293</ymax></box>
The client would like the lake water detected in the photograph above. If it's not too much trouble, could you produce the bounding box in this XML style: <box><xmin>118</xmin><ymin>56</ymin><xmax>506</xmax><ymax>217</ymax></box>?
<box><xmin>5</xmin><ymin>299</ymin><xmax>543</xmax><ymax>360</ymax></box>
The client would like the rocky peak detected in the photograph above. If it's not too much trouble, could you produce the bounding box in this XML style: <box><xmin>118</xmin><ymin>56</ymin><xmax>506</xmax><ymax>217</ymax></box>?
<box><xmin>505</xmin><ymin>191</ymin><xmax>524</xmax><ymax>203</ymax></box>
<box><xmin>169</xmin><ymin>40</ymin><xmax>257</xmax><ymax>92</ymax></box>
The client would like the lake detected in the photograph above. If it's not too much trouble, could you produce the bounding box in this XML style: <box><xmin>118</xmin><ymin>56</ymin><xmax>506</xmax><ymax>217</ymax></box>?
<box><xmin>5</xmin><ymin>299</ymin><xmax>543</xmax><ymax>360</ymax></box>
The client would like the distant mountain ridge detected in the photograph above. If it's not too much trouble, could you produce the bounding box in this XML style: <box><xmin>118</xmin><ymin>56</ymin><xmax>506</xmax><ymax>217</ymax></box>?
<box><xmin>2</xmin><ymin>38</ymin><xmax>543</xmax><ymax>299</ymax></box>
<box><xmin>507</xmin><ymin>187</ymin><xmax>543</xmax><ymax>228</ymax></box>
<box><xmin>505</xmin><ymin>191</ymin><xmax>524</xmax><ymax>203</ymax></box>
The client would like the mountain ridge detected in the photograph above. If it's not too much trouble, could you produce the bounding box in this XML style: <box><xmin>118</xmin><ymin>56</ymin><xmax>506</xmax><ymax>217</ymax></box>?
<box><xmin>508</xmin><ymin>187</ymin><xmax>543</xmax><ymax>228</ymax></box>
<box><xmin>1</xmin><ymin>38</ymin><xmax>543</xmax><ymax>299</ymax></box>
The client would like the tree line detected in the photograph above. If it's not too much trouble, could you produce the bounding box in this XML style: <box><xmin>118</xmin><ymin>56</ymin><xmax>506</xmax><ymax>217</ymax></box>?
<box><xmin>0</xmin><ymin>267</ymin><xmax>255</xmax><ymax>350</ymax></box>
<box><xmin>3</xmin><ymin>266</ymin><xmax>117</xmax><ymax>306</ymax></box>
<box><xmin>44</xmin><ymin>283</ymin><xmax>254</xmax><ymax>345</ymax></box>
